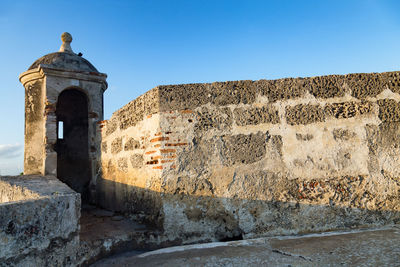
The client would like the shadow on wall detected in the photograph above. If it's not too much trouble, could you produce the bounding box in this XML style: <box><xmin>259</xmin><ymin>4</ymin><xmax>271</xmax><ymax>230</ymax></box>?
<box><xmin>96</xmin><ymin>178</ymin><xmax>400</xmax><ymax>243</ymax></box>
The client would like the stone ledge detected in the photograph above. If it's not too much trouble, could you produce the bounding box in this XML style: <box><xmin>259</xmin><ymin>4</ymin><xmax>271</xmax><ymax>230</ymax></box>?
<box><xmin>0</xmin><ymin>175</ymin><xmax>80</xmax><ymax>264</ymax></box>
<box><xmin>103</xmin><ymin>71</ymin><xmax>400</xmax><ymax>133</ymax></box>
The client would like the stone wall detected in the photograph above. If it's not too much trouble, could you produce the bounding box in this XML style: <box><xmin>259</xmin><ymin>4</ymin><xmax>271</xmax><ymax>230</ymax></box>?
<box><xmin>99</xmin><ymin>71</ymin><xmax>400</xmax><ymax>243</ymax></box>
<box><xmin>24</xmin><ymin>80</ymin><xmax>45</xmax><ymax>174</ymax></box>
<box><xmin>0</xmin><ymin>175</ymin><xmax>80</xmax><ymax>266</ymax></box>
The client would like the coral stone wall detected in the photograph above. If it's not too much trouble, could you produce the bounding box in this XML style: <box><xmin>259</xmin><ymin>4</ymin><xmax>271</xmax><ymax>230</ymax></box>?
<box><xmin>24</xmin><ymin>80</ymin><xmax>45</xmax><ymax>174</ymax></box>
<box><xmin>100</xmin><ymin>71</ymin><xmax>400</xmax><ymax>242</ymax></box>
<box><xmin>0</xmin><ymin>175</ymin><xmax>80</xmax><ymax>266</ymax></box>
<box><xmin>98</xmin><ymin>89</ymin><xmax>164</xmax><ymax>225</ymax></box>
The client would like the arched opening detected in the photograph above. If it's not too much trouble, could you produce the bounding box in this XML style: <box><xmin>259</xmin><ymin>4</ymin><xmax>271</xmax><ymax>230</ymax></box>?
<box><xmin>56</xmin><ymin>89</ymin><xmax>90</xmax><ymax>202</ymax></box>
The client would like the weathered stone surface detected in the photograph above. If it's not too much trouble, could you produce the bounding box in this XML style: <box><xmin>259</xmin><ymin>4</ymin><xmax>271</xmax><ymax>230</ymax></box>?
<box><xmin>25</xmin><ymin>80</ymin><xmax>43</xmax><ymax>124</ymax></box>
<box><xmin>101</xmin><ymin>141</ymin><xmax>107</xmax><ymax>153</ymax></box>
<box><xmin>256</xmin><ymin>78</ymin><xmax>307</xmax><ymax>102</ymax></box>
<box><xmin>24</xmin><ymin>80</ymin><xmax>44</xmax><ymax>174</ymax></box>
<box><xmin>163</xmin><ymin>176</ymin><xmax>214</xmax><ymax>197</ymax></box>
<box><xmin>332</xmin><ymin>128</ymin><xmax>356</xmax><ymax>141</ymax></box>
<box><xmin>106</xmin><ymin>118</ymin><xmax>118</xmax><ymax>135</ymax></box>
<box><xmin>221</xmin><ymin>132</ymin><xmax>266</xmax><ymax>166</ymax></box>
<box><xmin>270</xmin><ymin>135</ymin><xmax>283</xmax><ymax>156</ymax></box>
<box><xmin>130</xmin><ymin>154</ymin><xmax>144</xmax><ymax>168</ymax></box>
<box><xmin>325</xmin><ymin>101</ymin><xmax>373</xmax><ymax>119</ymax></box>
<box><xmin>234</xmin><ymin>105</ymin><xmax>280</xmax><ymax>126</ymax></box>
<box><xmin>347</xmin><ymin>72</ymin><xmax>384</xmax><ymax>98</ymax></box>
<box><xmin>381</xmin><ymin>71</ymin><xmax>400</xmax><ymax>94</ymax></box>
<box><xmin>378</xmin><ymin>99</ymin><xmax>400</xmax><ymax>122</ymax></box>
<box><xmin>116</xmin><ymin>96</ymin><xmax>144</xmax><ymax>130</ymax></box>
<box><xmin>143</xmin><ymin>88</ymin><xmax>160</xmax><ymax>116</ymax></box>
<box><xmin>286</xmin><ymin>104</ymin><xmax>325</xmax><ymax>125</ymax></box>
<box><xmin>159</xmin><ymin>83</ymin><xmax>210</xmax><ymax>111</ymax></box>
<box><xmin>0</xmin><ymin>175</ymin><xmax>80</xmax><ymax>266</ymax></box>
<box><xmin>124</xmin><ymin>138</ymin><xmax>140</xmax><ymax>151</ymax></box>
<box><xmin>194</xmin><ymin>106</ymin><xmax>232</xmax><ymax>134</ymax></box>
<box><xmin>118</xmin><ymin>158</ymin><xmax>128</xmax><ymax>173</ymax></box>
<box><xmin>288</xmin><ymin>175</ymin><xmax>367</xmax><ymax>203</ymax></box>
<box><xmin>111</xmin><ymin>138</ymin><xmax>123</xmax><ymax>154</ymax></box>
<box><xmin>296</xmin><ymin>133</ymin><xmax>313</xmax><ymax>141</ymax></box>
<box><xmin>366</xmin><ymin>122</ymin><xmax>400</xmax><ymax>178</ymax></box>
<box><xmin>306</xmin><ymin>75</ymin><xmax>345</xmax><ymax>98</ymax></box>
<box><xmin>176</xmin><ymin>137</ymin><xmax>216</xmax><ymax>173</ymax></box>
<box><xmin>210</xmin><ymin>80</ymin><xmax>257</xmax><ymax>106</ymax></box>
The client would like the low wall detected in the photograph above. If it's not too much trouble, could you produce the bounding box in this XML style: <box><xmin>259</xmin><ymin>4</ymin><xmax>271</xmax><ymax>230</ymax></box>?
<box><xmin>0</xmin><ymin>175</ymin><xmax>80</xmax><ymax>266</ymax></box>
<box><xmin>99</xmin><ymin>71</ymin><xmax>400</xmax><ymax>243</ymax></box>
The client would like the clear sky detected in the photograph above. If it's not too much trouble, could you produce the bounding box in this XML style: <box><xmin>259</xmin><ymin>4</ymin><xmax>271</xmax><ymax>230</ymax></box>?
<box><xmin>1</xmin><ymin>0</ymin><xmax>400</xmax><ymax>175</ymax></box>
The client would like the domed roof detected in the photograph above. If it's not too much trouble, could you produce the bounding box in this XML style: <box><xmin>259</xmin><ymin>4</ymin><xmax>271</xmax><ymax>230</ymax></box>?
<box><xmin>28</xmin><ymin>52</ymin><xmax>99</xmax><ymax>73</ymax></box>
<box><xmin>28</xmin><ymin>32</ymin><xmax>99</xmax><ymax>73</ymax></box>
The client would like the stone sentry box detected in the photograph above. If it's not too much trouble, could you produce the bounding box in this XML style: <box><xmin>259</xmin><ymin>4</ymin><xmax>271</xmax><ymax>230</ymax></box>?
<box><xmin>19</xmin><ymin>33</ymin><xmax>107</xmax><ymax>201</ymax></box>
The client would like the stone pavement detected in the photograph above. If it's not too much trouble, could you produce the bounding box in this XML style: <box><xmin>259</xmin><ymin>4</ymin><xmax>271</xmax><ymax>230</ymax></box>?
<box><xmin>77</xmin><ymin>205</ymin><xmax>157</xmax><ymax>265</ymax></box>
<box><xmin>92</xmin><ymin>225</ymin><xmax>400</xmax><ymax>266</ymax></box>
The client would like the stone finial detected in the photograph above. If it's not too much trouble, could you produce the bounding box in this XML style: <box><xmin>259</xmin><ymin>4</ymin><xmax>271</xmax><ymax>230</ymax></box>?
<box><xmin>59</xmin><ymin>32</ymin><xmax>74</xmax><ymax>53</ymax></box>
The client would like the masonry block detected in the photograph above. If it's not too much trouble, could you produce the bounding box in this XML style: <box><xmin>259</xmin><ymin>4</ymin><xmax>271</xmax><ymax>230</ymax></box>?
<box><xmin>234</xmin><ymin>105</ymin><xmax>280</xmax><ymax>126</ymax></box>
<box><xmin>286</xmin><ymin>104</ymin><xmax>325</xmax><ymax>125</ymax></box>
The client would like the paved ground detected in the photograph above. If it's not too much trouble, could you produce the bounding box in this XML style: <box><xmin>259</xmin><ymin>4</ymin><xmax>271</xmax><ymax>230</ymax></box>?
<box><xmin>92</xmin><ymin>225</ymin><xmax>400</xmax><ymax>267</ymax></box>
<box><xmin>78</xmin><ymin>205</ymin><xmax>157</xmax><ymax>265</ymax></box>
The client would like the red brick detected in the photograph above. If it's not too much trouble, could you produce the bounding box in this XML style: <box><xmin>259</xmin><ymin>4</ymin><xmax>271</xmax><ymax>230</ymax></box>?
<box><xmin>146</xmin><ymin>160</ymin><xmax>158</xmax><ymax>165</ymax></box>
<box><xmin>160</xmin><ymin>149</ymin><xmax>176</xmax><ymax>153</ymax></box>
<box><xmin>161</xmin><ymin>159</ymin><xmax>174</xmax><ymax>163</ymax></box>
<box><xmin>150</xmin><ymin>137</ymin><xmax>169</xmax><ymax>142</ymax></box>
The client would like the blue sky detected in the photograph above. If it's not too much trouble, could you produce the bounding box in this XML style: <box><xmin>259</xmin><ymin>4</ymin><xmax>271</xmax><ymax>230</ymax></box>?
<box><xmin>1</xmin><ymin>0</ymin><xmax>400</xmax><ymax>174</ymax></box>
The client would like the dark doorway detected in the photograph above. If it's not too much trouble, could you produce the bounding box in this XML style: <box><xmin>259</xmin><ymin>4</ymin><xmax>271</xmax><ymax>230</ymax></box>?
<box><xmin>56</xmin><ymin>89</ymin><xmax>91</xmax><ymax>202</ymax></box>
